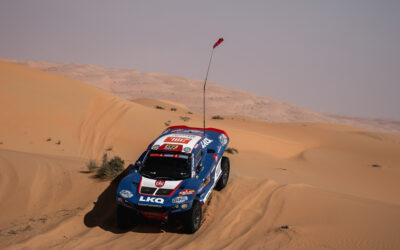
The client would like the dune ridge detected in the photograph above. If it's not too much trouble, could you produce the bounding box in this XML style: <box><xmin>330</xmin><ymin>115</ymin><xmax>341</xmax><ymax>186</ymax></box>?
<box><xmin>6</xmin><ymin>59</ymin><xmax>400</xmax><ymax>135</ymax></box>
<box><xmin>1</xmin><ymin>61</ymin><xmax>400</xmax><ymax>249</ymax></box>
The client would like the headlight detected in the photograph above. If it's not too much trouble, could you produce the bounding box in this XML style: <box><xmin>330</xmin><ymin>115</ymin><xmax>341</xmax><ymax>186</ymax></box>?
<box><xmin>172</xmin><ymin>196</ymin><xmax>188</xmax><ymax>204</ymax></box>
<box><xmin>119</xmin><ymin>189</ymin><xmax>133</xmax><ymax>198</ymax></box>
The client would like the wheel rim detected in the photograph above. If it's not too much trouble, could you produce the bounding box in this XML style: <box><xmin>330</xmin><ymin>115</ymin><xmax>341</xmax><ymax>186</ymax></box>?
<box><xmin>222</xmin><ymin>168</ymin><xmax>229</xmax><ymax>185</ymax></box>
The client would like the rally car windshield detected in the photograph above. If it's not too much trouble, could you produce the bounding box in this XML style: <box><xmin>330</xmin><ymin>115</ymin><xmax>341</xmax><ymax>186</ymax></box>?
<box><xmin>140</xmin><ymin>153</ymin><xmax>191</xmax><ymax>180</ymax></box>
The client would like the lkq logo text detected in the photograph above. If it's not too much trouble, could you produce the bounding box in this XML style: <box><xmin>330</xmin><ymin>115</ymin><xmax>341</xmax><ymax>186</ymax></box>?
<box><xmin>201</xmin><ymin>138</ymin><xmax>213</xmax><ymax>148</ymax></box>
<box><xmin>139</xmin><ymin>196</ymin><xmax>164</xmax><ymax>204</ymax></box>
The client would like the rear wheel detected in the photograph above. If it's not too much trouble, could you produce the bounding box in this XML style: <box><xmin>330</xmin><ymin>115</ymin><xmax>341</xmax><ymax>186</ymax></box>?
<box><xmin>184</xmin><ymin>200</ymin><xmax>202</xmax><ymax>234</ymax></box>
<box><xmin>215</xmin><ymin>156</ymin><xmax>230</xmax><ymax>191</ymax></box>
<box><xmin>117</xmin><ymin>205</ymin><xmax>135</xmax><ymax>230</ymax></box>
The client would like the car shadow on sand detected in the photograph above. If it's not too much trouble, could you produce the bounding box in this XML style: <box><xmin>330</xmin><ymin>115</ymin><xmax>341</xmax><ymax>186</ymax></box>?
<box><xmin>83</xmin><ymin>167</ymin><xmax>185</xmax><ymax>234</ymax></box>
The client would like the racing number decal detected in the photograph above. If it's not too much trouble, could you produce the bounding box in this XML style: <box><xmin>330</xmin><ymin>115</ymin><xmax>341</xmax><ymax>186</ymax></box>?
<box><xmin>163</xmin><ymin>144</ymin><xmax>179</xmax><ymax>150</ymax></box>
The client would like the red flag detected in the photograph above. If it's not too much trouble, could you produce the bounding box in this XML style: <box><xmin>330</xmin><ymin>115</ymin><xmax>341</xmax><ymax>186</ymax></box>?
<box><xmin>213</xmin><ymin>38</ymin><xmax>224</xmax><ymax>49</ymax></box>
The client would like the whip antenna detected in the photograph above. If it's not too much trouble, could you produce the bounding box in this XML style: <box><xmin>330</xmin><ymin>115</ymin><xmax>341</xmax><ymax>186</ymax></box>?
<box><xmin>203</xmin><ymin>37</ymin><xmax>224</xmax><ymax>136</ymax></box>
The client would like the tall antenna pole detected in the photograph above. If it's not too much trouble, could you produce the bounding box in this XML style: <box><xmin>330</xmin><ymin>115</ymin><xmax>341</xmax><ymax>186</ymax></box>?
<box><xmin>203</xmin><ymin>38</ymin><xmax>224</xmax><ymax>136</ymax></box>
<box><xmin>203</xmin><ymin>49</ymin><xmax>214</xmax><ymax>136</ymax></box>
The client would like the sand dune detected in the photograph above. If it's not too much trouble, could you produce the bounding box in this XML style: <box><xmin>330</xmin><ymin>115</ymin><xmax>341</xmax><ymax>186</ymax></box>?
<box><xmin>1</xmin><ymin>61</ymin><xmax>400</xmax><ymax>249</ymax></box>
<box><xmin>6</xmin><ymin>59</ymin><xmax>400</xmax><ymax>135</ymax></box>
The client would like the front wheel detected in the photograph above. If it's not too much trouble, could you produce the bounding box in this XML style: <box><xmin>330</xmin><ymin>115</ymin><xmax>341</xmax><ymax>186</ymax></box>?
<box><xmin>215</xmin><ymin>156</ymin><xmax>230</xmax><ymax>191</ymax></box>
<box><xmin>184</xmin><ymin>200</ymin><xmax>202</xmax><ymax>234</ymax></box>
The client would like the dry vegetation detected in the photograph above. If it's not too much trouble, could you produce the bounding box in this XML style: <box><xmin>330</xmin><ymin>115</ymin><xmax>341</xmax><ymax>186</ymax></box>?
<box><xmin>212</xmin><ymin>115</ymin><xmax>224</xmax><ymax>120</ymax></box>
<box><xmin>179</xmin><ymin>116</ymin><xmax>191</xmax><ymax>122</ymax></box>
<box><xmin>225</xmin><ymin>147</ymin><xmax>239</xmax><ymax>154</ymax></box>
<box><xmin>86</xmin><ymin>153</ymin><xmax>125</xmax><ymax>180</ymax></box>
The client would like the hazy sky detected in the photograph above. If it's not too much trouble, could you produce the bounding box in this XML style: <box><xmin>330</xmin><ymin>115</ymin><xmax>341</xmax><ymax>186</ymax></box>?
<box><xmin>1</xmin><ymin>0</ymin><xmax>399</xmax><ymax>119</ymax></box>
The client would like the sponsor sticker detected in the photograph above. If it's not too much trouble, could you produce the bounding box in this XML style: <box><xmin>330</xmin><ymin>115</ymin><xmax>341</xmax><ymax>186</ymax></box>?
<box><xmin>155</xmin><ymin>180</ymin><xmax>165</xmax><ymax>188</ymax></box>
<box><xmin>172</xmin><ymin>196</ymin><xmax>188</xmax><ymax>204</ymax></box>
<box><xmin>165</xmin><ymin>137</ymin><xmax>192</xmax><ymax>144</ymax></box>
<box><xmin>139</xmin><ymin>196</ymin><xmax>164</xmax><ymax>204</ymax></box>
<box><xmin>219</xmin><ymin>134</ymin><xmax>228</xmax><ymax>146</ymax></box>
<box><xmin>179</xmin><ymin>189</ymin><xmax>196</xmax><ymax>196</ymax></box>
<box><xmin>119</xmin><ymin>189</ymin><xmax>133</xmax><ymax>198</ymax></box>
<box><xmin>201</xmin><ymin>138</ymin><xmax>213</xmax><ymax>148</ymax></box>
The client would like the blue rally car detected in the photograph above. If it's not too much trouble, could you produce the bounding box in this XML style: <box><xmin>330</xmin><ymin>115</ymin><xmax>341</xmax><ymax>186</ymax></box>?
<box><xmin>116</xmin><ymin>125</ymin><xmax>230</xmax><ymax>233</ymax></box>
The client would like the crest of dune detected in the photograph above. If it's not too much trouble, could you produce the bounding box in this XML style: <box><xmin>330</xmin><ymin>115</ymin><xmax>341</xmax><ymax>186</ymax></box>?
<box><xmin>1</xmin><ymin>61</ymin><xmax>400</xmax><ymax>249</ymax></box>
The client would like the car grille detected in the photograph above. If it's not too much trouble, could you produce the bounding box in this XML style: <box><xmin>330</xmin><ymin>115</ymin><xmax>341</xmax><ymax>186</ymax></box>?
<box><xmin>135</xmin><ymin>205</ymin><xmax>166</xmax><ymax>213</ymax></box>
<box><xmin>155</xmin><ymin>189</ymin><xmax>174</xmax><ymax>196</ymax></box>
<box><xmin>140</xmin><ymin>187</ymin><xmax>157</xmax><ymax>195</ymax></box>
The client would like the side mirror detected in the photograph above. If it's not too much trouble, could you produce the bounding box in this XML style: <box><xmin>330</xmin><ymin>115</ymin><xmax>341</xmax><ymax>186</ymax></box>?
<box><xmin>126</xmin><ymin>164</ymin><xmax>138</xmax><ymax>175</ymax></box>
<box><xmin>135</xmin><ymin>160</ymin><xmax>143</xmax><ymax>170</ymax></box>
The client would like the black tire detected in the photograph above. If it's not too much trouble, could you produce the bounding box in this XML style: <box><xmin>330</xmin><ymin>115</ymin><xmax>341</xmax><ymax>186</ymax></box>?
<box><xmin>184</xmin><ymin>200</ymin><xmax>202</xmax><ymax>234</ymax></box>
<box><xmin>215</xmin><ymin>156</ymin><xmax>230</xmax><ymax>191</ymax></box>
<box><xmin>117</xmin><ymin>205</ymin><xmax>135</xmax><ymax>230</ymax></box>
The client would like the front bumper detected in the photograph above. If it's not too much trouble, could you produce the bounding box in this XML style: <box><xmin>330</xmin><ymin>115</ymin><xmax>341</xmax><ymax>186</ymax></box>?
<box><xmin>116</xmin><ymin>196</ymin><xmax>192</xmax><ymax>220</ymax></box>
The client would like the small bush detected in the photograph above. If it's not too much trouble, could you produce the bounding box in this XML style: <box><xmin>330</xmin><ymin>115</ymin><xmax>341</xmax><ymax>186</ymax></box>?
<box><xmin>87</xmin><ymin>160</ymin><xmax>98</xmax><ymax>172</ymax></box>
<box><xmin>155</xmin><ymin>105</ymin><xmax>165</xmax><ymax>110</ymax></box>
<box><xmin>96</xmin><ymin>154</ymin><xmax>125</xmax><ymax>180</ymax></box>
<box><xmin>225</xmin><ymin>147</ymin><xmax>239</xmax><ymax>154</ymax></box>
<box><xmin>0</xmin><ymin>141</ymin><xmax>3</xmax><ymax>145</ymax></box>
<box><xmin>212</xmin><ymin>115</ymin><xmax>224</xmax><ymax>120</ymax></box>
<box><xmin>106</xmin><ymin>146</ymin><xmax>113</xmax><ymax>151</ymax></box>
<box><xmin>164</xmin><ymin>121</ymin><xmax>171</xmax><ymax>127</ymax></box>
<box><xmin>170</xmin><ymin>107</ymin><xmax>177</xmax><ymax>111</ymax></box>
<box><xmin>187</xmin><ymin>111</ymin><xmax>193</xmax><ymax>115</ymax></box>
<box><xmin>56</xmin><ymin>140</ymin><xmax>61</xmax><ymax>145</ymax></box>
<box><xmin>46</xmin><ymin>138</ymin><xmax>52</xmax><ymax>142</ymax></box>
<box><xmin>179</xmin><ymin>116</ymin><xmax>191</xmax><ymax>122</ymax></box>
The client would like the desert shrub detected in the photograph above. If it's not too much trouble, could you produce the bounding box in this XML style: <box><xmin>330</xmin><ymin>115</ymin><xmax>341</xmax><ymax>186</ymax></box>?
<box><xmin>155</xmin><ymin>105</ymin><xmax>165</xmax><ymax>110</ymax></box>
<box><xmin>212</xmin><ymin>115</ymin><xmax>224</xmax><ymax>120</ymax></box>
<box><xmin>46</xmin><ymin>138</ymin><xmax>52</xmax><ymax>142</ymax></box>
<box><xmin>187</xmin><ymin>111</ymin><xmax>193</xmax><ymax>114</ymax></box>
<box><xmin>225</xmin><ymin>147</ymin><xmax>239</xmax><ymax>154</ymax></box>
<box><xmin>96</xmin><ymin>154</ymin><xmax>125</xmax><ymax>180</ymax></box>
<box><xmin>56</xmin><ymin>140</ymin><xmax>61</xmax><ymax>145</ymax></box>
<box><xmin>86</xmin><ymin>159</ymin><xmax>98</xmax><ymax>172</ymax></box>
<box><xmin>179</xmin><ymin>116</ymin><xmax>191</xmax><ymax>122</ymax></box>
<box><xmin>170</xmin><ymin>107</ymin><xmax>177</xmax><ymax>111</ymax></box>
<box><xmin>106</xmin><ymin>146</ymin><xmax>113</xmax><ymax>151</ymax></box>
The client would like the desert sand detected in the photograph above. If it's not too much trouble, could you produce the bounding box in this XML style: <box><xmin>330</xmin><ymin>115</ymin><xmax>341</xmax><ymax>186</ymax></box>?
<box><xmin>1</xmin><ymin>60</ymin><xmax>400</xmax><ymax>249</ymax></box>
<box><xmin>7</xmin><ymin>59</ymin><xmax>400</xmax><ymax>135</ymax></box>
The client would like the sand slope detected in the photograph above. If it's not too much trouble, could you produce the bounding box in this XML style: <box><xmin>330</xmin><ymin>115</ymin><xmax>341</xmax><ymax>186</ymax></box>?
<box><xmin>1</xmin><ymin>61</ymin><xmax>400</xmax><ymax>249</ymax></box>
<box><xmin>6</xmin><ymin>59</ymin><xmax>400</xmax><ymax>135</ymax></box>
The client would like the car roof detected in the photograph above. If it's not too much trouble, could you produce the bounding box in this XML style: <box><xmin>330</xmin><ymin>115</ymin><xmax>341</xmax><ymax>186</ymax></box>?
<box><xmin>151</xmin><ymin>133</ymin><xmax>203</xmax><ymax>153</ymax></box>
<box><xmin>148</xmin><ymin>125</ymin><xmax>229</xmax><ymax>154</ymax></box>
